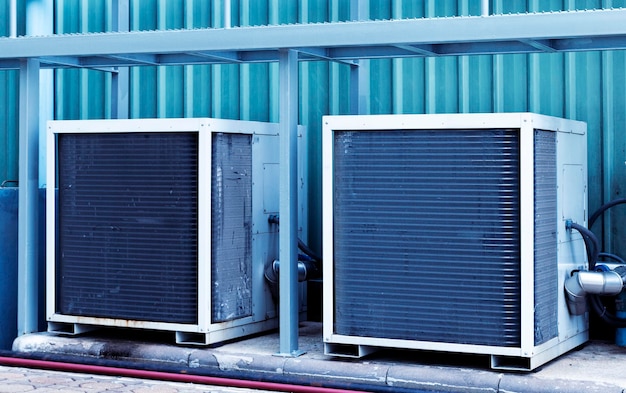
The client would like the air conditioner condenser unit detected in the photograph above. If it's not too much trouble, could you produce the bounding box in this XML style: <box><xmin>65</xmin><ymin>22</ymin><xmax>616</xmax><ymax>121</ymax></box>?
<box><xmin>322</xmin><ymin>113</ymin><xmax>588</xmax><ymax>370</ymax></box>
<box><xmin>46</xmin><ymin>118</ymin><xmax>307</xmax><ymax>345</ymax></box>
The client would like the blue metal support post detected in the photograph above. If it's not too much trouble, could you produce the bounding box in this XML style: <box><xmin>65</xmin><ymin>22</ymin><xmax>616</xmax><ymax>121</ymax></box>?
<box><xmin>277</xmin><ymin>49</ymin><xmax>303</xmax><ymax>357</ymax></box>
<box><xmin>350</xmin><ymin>0</ymin><xmax>369</xmax><ymax>114</ymax></box>
<box><xmin>17</xmin><ymin>58</ymin><xmax>40</xmax><ymax>336</ymax></box>
<box><xmin>111</xmin><ymin>0</ymin><xmax>130</xmax><ymax>119</ymax></box>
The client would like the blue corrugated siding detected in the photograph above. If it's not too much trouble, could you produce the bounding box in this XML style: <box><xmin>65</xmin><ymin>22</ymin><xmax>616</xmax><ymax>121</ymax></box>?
<box><xmin>3</xmin><ymin>0</ymin><xmax>626</xmax><ymax>254</ymax></box>
<box><xmin>0</xmin><ymin>71</ymin><xmax>19</xmax><ymax>186</ymax></box>
<box><xmin>0</xmin><ymin>1</ymin><xmax>24</xmax><ymax>186</ymax></box>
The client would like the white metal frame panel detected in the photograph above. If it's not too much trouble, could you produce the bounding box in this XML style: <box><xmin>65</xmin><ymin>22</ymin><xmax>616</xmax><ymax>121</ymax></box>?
<box><xmin>322</xmin><ymin>113</ymin><xmax>587</xmax><ymax>370</ymax></box>
<box><xmin>46</xmin><ymin>117</ymin><xmax>303</xmax><ymax>345</ymax></box>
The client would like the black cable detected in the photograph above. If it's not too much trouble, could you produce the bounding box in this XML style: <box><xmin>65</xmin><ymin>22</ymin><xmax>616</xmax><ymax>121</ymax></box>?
<box><xmin>589</xmin><ymin>294</ymin><xmax>626</xmax><ymax>328</ymax></box>
<box><xmin>269</xmin><ymin>215</ymin><xmax>322</xmax><ymax>263</ymax></box>
<box><xmin>589</xmin><ymin>198</ymin><xmax>626</xmax><ymax>230</ymax></box>
<box><xmin>598</xmin><ymin>252</ymin><xmax>626</xmax><ymax>265</ymax></box>
<box><xmin>582</xmin><ymin>199</ymin><xmax>626</xmax><ymax>327</ymax></box>
<box><xmin>297</xmin><ymin>239</ymin><xmax>322</xmax><ymax>263</ymax></box>
<box><xmin>568</xmin><ymin>221</ymin><xmax>600</xmax><ymax>270</ymax></box>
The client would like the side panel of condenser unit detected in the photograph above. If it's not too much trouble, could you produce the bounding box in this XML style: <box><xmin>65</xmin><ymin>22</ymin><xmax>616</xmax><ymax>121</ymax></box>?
<box><xmin>211</xmin><ymin>133</ymin><xmax>254</xmax><ymax>323</ymax></box>
<box><xmin>533</xmin><ymin>130</ymin><xmax>558</xmax><ymax>346</ymax></box>
<box><xmin>331</xmin><ymin>129</ymin><xmax>522</xmax><ymax>347</ymax></box>
<box><xmin>555</xmin><ymin>126</ymin><xmax>588</xmax><ymax>344</ymax></box>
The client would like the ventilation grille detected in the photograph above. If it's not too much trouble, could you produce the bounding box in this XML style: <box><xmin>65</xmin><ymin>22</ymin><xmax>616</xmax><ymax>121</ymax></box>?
<box><xmin>533</xmin><ymin>130</ymin><xmax>558</xmax><ymax>345</ymax></box>
<box><xmin>211</xmin><ymin>133</ymin><xmax>253</xmax><ymax>323</ymax></box>
<box><xmin>332</xmin><ymin>129</ymin><xmax>521</xmax><ymax>347</ymax></box>
<box><xmin>56</xmin><ymin>132</ymin><xmax>199</xmax><ymax>324</ymax></box>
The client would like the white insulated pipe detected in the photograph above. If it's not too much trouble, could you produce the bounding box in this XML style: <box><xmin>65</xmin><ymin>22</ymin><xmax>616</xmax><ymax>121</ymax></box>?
<box><xmin>224</xmin><ymin>0</ymin><xmax>231</xmax><ymax>28</ymax></box>
<box><xmin>9</xmin><ymin>0</ymin><xmax>17</xmax><ymax>37</ymax></box>
<box><xmin>481</xmin><ymin>0</ymin><xmax>489</xmax><ymax>16</ymax></box>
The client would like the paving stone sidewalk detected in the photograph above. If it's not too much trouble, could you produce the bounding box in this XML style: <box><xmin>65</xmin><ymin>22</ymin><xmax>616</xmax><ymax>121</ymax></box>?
<box><xmin>0</xmin><ymin>365</ymin><xmax>274</xmax><ymax>393</ymax></box>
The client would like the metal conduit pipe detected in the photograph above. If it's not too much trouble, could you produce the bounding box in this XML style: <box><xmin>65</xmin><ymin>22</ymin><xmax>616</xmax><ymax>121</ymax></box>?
<box><xmin>0</xmin><ymin>353</ymin><xmax>428</xmax><ymax>393</ymax></box>
<box><xmin>565</xmin><ymin>268</ymin><xmax>626</xmax><ymax>315</ymax></box>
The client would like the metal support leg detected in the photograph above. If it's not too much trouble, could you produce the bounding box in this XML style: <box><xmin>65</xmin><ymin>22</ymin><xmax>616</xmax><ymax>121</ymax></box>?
<box><xmin>18</xmin><ymin>58</ymin><xmax>40</xmax><ymax>336</ymax></box>
<box><xmin>277</xmin><ymin>49</ymin><xmax>303</xmax><ymax>357</ymax></box>
<box><xmin>111</xmin><ymin>69</ymin><xmax>129</xmax><ymax>119</ymax></box>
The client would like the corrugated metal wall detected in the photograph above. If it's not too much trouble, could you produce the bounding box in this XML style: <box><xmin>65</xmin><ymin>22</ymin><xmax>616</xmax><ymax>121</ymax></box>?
<box><xmin>3</xmin><ymin>0</ymin><xmax>626</xmax><ymax>255</ymax></box>
<box><xmin>0</xmin><ymin>1</ymin><xmax>23</xmax><ymax>187</ymax></box>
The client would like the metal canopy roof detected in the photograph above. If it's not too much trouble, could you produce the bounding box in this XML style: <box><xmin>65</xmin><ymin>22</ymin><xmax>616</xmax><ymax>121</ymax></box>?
<box><xmin>1</xmin><ymin>8</ymin><xmax>626</xmax><ymax>70</ymax></box>
<box><xmin>8</xmin><ymin>5</ymin><xmax>626</xmax><ymax>358</ymax></box>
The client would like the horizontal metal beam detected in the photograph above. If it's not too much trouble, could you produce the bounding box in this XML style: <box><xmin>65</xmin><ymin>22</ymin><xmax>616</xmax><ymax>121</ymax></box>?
<box><xmin>295</xmin><ymin>47</ymin><xmax>358</xmax><ymax>65</ymax></box>
<box><xmin>187</xmin><ymin>50</ymin><xmax>242</xmax><ymax>63</ymax></box>
<box><xmin>0</xmin><ymin>8</ymin><xmax>625</xmax><ymax>70</ymax></box>
<box><xmin>40</xmin><ymin>56</ymin><xmax>82</xmax><ymax>67</ymax></box>
<box><xmin>104</xmin><ymin>53</ymin><xmax>160</xmax><ymax>66</ymax></box>
<box><xmin>0</xmin><ymin>59</ymin><xmax>20</xmax><ymax>68</ymax></box>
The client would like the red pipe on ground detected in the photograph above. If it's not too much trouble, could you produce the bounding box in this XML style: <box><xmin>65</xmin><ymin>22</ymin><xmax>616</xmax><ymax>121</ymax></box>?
<box><xmin>0</xmin><ymin>356</ymin><xmax>369</xmax><ymax>393</ymax></box>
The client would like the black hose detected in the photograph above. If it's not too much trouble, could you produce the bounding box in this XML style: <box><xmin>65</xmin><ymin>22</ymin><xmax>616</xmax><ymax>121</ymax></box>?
<box><xmin>269</xmin><ymin>215</ymin><xmax>322</xmax><ymax>263</ymax></box>
<box><xmin>581</xmin><ymin>199</ymin><xmax>626</xmax><ymax>327</ymax></box>
<box><xmin>598</xmin><ymin>252</ymin><xmax>626</xmax><ymax>265</ymax></box>
<box><xmin>568</xmin><ymin>221</ymin><xmax>600</xmax><ymax>270</ymax></box>
<box><xmin>589</xmin><ymin>294</ymin><xmax>626</xmax><ymax>328</ymax></box>
<box><xmin>298</xmin><ymin>239</ymin><xmax>322</xmax><ymax>263</ymax></box>
<box><xmin>589</xmin><ymin>198</ymin><xmax>626</xmax><ymax>230</ymax></box>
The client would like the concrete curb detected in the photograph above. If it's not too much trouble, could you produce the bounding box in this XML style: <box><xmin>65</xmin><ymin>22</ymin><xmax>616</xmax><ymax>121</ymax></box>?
<box><xmin>12</xmin><ymin>333</ymin><xmax>105</xmax><ymax>358</ymax></box>
<box><xmin>498</xmin><ymin>374</ymin><xmax>624</xmax><ymax>393</ymax></box>
<box><xmin>387</xmin><ymin>364</ymin><xmax>501</xmax><ymax>393</ymax></box>
<box><xmin>283</xmin><ymin>357</ymin><xmax>389</xmax><ymax>387</ymax></box>
<box><xmin>11</xmin><ymin>331</ymin><xmax>626</xmax><ymax>393</ymax></box>
<box><xmin>191</xmin><ymin>348</ymin><xmax>287</xmax><ymax>375</ymax></box>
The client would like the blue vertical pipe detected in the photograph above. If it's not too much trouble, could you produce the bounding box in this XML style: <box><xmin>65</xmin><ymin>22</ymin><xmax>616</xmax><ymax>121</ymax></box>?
<box><xmin>481</xmin><ymin>0</ymin><xmax>489</xmax><ymax>16</ymax></box>
<box><xmin>0</xmin><ymin>188</ymin><xmax>18</xmax><ymax>349</ymax></box>
<box><xmin>17</xmin><ymin>58</ymin><xmax>40</xmax><ymax>336</ymax></box>
<box><xmin>350</xmin><ymin>0</ymin><xmax>369</xmax><ymax>115</ymax></box>
<box><xmin>25</xmin><ymin>0</ymin><xmax>53</xmax><ymax>185</ymax></box>
<box><xmin>278</xmin><ymin>48</ymin><xmax>302</xmax><ymax>357</ymax></box>
<box><xmin>111</xmin><ymin>0</ymin><xmax>130</xmax><ymax>119</ymax></box>
<box><xmin>9</xmin><ymin>0</ymin><xmax>17</xmax><ymax>37</ymax></box>
<box><xmin>616</xmin><ymin>291</ymin><xmax>626</xmax><ymax>346</ymax></box>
